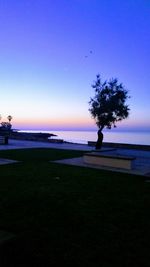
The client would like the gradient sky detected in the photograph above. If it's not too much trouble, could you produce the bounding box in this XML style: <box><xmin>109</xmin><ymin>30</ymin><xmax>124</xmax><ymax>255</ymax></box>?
<box><xmin>0</xmin><ymin>0</ymin><xmax>150</xmax><ymax>131</ymax></box>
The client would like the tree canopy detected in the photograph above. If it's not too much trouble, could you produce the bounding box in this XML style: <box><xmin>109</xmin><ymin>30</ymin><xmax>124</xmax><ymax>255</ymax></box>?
<box><xmin>0</xmin><ymin>115</ymin><xmax>13</xmax><ymax>133</ymax></box>
<box><xmin>89</xmin><ymin>74</ymin><xmax>130</xmax><ymax>131</ymax></box>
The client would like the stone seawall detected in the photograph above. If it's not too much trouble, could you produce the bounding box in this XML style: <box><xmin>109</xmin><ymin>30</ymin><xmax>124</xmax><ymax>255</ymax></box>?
<box><xmin>88</xmin><ymin>141</ymin><xmax>150</xmax><ymax>151</ymax></box>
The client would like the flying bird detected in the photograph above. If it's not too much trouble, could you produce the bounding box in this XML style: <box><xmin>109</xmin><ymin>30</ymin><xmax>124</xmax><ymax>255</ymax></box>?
<box><xmin>85</xmin><ymin>50</ymin><xmax>93</xmax><ymax>58</ymax></box>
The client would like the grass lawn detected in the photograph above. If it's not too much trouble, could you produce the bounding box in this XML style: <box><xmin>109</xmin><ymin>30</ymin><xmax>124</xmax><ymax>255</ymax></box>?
<box><xmin>0</xmin><ymin>148</ymin><xmax>150</xmax><ymax>267</ymax></box>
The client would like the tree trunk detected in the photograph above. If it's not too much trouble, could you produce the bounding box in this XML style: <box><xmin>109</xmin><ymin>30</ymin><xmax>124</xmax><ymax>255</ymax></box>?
<box><xmin>95</xmin><ymin>129</ymin><xmax>103</xmax><ymax>150</ymax></box>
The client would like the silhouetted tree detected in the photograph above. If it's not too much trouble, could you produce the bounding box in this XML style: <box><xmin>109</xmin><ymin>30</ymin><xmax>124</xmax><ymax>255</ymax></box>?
<box><xmin>0</xmin><ymin>115</ymin><xmax>13</xmax><ymax>139</ymax></box>
<box><xmin>1</xmin><ymin>122</ymin><xmax>12</xmax><ymax>130</ymax></box>
<box><xmin>89</xmin><ymin>74</ymin><xmax>130</xmax><ymax>149</ymax></box>
<box><xmin>7</xmin><ymin>115</ymin><xmax>13</xmax><ymax>122</ymax></box>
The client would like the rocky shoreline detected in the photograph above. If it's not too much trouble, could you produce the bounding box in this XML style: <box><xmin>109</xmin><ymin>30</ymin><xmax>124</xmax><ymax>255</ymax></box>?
<box><xmin>10</xmin><ymin>131</ymin><xmax>57</xmax><ymax>142</ymax></box>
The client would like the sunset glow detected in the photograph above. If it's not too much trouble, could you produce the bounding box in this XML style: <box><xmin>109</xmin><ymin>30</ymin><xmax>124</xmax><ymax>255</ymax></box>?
<box><xmin>0</xmin><ymin>0</ymin><xmax>150</xmax><ymax>132</ymax></box>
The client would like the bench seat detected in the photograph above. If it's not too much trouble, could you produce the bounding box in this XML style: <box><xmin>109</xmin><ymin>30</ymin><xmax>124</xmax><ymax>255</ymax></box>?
<box><xmin>0</xmin><ymin>136</ymin><xmax>6</xmax><ymax>145</ymax></box>
<box><xmin>83</xmin><ymin>152</ymin><xmax>136</xmax><ymax>170</ymax></box>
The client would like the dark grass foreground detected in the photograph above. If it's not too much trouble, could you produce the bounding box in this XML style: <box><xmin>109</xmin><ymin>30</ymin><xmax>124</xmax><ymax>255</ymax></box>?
<box><xmin>0</xmin><ymin>148</ymin><xmax>150</xmax><ymax>267</ymax></box>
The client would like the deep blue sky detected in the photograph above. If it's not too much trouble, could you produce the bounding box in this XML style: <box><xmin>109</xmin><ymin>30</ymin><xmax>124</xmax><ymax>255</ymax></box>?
<box><xmin>0</xmin><ymin>0</ymin><xmax>150</xmax><ymax>131</ymax></box>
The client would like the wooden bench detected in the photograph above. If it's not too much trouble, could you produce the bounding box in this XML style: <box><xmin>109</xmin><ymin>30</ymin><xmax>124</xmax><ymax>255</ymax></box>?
<box><xmin>0</xmin><ymin>136</ymin><xmax>6</xmax><ymax>145</ymax></box>
<box><xmin>83</xmin><ymin>152</ymin><xmax>136</xmax><ymax>170</ymax></box>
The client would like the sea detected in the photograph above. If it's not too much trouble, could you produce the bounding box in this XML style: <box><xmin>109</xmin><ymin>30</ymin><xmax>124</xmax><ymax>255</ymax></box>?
<box><xmin>20</xmin><ymin>130</ymin><xmax>150</xmax><ymax>146</ymax></box>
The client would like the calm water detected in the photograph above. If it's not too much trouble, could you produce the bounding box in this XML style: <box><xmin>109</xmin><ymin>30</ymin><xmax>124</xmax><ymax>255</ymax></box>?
<box><xmin>52</xmin><ymin>130</ymin><xmax>150</xmax><ymax>145</ymax></box>
<box><xmin>22</xmin><ymin>130</ymin><xmax>150</xmax><ymax>145</ymax></box>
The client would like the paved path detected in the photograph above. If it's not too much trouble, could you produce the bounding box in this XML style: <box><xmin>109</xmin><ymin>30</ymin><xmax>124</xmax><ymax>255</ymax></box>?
<box><xmin>0</xmin><ymin>139</ymin><xmax>150</xmax><ymax>177</ymax></box>
<box><xmin>0</xmin><ymin>139</ymin><xmax>93</xmax><ymax>151</ymax></box>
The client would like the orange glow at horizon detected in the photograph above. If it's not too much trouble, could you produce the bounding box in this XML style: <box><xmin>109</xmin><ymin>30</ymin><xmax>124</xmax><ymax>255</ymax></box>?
<box><xmin>12</xmin><ymin>116</ymin><xmax>96</xmax><ymax>130</ymax></box>
<box><xmin>12</xmin><ymin>115</ymin><xmax>150</xmax><ymax>131</ymax></box>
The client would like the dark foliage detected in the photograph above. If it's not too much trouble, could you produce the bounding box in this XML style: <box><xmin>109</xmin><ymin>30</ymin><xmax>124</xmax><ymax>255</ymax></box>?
<box><xmin>89</xmin><ymin>74</ymin><xmax>130</xmax><ymax>131</ymax></box>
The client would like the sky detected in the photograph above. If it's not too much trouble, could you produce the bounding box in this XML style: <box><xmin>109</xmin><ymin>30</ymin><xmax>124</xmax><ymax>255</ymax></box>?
<box><xmin>0</xmin><ymin>0</ymin><xmax>150</xmax><ymax>132</ymax></box>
